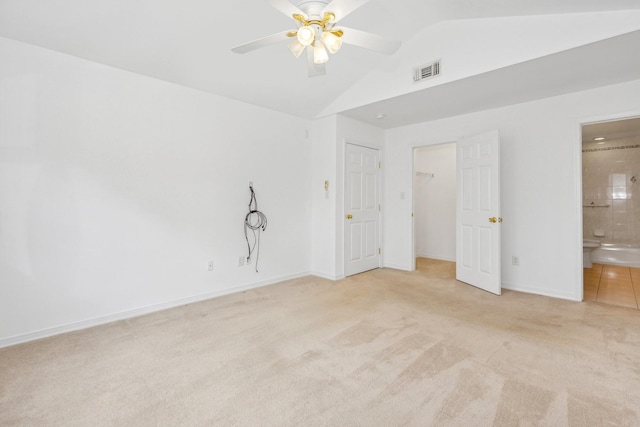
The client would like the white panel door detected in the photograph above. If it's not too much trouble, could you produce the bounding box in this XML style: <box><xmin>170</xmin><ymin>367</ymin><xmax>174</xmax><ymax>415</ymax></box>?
<box><xmin>456</xmin><ymin>130</ymin><xmax>501</xmax><ymax>295</ymax></box>
<box><xmin>345</xmin><ymin>143</ymin><xmax>380</xmax><ymax>276</ymax></box>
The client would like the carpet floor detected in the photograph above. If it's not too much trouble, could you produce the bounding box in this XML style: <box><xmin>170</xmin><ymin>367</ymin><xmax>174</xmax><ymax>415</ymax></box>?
<box><xmin>1</xmin><ymin>258</ymin><xmax>639</xmax><ymax>426</ymax></box>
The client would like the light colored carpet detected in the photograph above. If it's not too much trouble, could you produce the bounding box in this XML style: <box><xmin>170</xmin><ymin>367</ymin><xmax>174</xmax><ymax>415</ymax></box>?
<box><xmin>1</xmin><ymin>258</ymin><xmax>639</xmax><ymax>426</ymax></box>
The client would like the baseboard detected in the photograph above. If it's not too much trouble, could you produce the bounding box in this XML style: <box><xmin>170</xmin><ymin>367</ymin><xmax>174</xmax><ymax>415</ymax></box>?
<box><xmin>383</xmin><ymin>263</ymin><xmax>412</xmax><ymax>271</ymax></box>
<box><xmin>501</xmin><ymin>281</ymin><xmax>579</xmax><ymax>301</ymax></box>
<box><xmin>416</xmin><ymin>253</ymin><xmax>456</xmax><ymax>262</ymax></box>
<box><xmin>0</xmin><ymin>271</ymin><xmax>311</xmax><ymax>349</ymax></box>
<box><xmin>310</xmin><ymin>271</ymin><xmax>345</xmax><ymax>281</ymax></box>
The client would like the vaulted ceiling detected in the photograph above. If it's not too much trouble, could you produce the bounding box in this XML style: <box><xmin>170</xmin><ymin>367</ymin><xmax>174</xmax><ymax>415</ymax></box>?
<box><xmin>1</xmin><ymin>0</ymin><xmax>639</xmax><ymax>128</ymax></box>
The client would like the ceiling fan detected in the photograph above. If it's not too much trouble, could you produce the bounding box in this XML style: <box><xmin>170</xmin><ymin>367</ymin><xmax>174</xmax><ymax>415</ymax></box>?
<box><xmin>231</xmin><ymin>0</ymin><xmax>401</xmax><ymax>77</ymax></box>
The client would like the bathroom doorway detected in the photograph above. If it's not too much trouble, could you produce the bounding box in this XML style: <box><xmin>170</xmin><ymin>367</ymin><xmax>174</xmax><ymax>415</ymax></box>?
<box><xmin>581</xmin><ymin>116</ymin><xmax>640</xmax><ymax>309</ymax></box>
<box><xmin>413</xmin><ymin>143</ymin><xmax>456</xmax><ymax>268</ymax></box>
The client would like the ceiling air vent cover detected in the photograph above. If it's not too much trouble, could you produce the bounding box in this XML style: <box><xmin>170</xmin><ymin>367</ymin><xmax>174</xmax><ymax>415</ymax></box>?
<box><xmin>413</xmin><ymin>60</ymin><xmax>441</xmax><ymax>82</ymax></box>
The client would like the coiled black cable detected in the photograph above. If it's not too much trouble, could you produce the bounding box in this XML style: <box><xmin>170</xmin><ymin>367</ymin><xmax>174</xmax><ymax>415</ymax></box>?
<box><xmin>244</xmin><ymin>185</ymin><xmax>267</xmax><ymax>272</ymax></box>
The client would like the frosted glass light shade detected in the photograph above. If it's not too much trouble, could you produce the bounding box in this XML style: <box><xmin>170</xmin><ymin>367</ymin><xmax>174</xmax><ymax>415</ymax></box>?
<box><xmin>297</xmin><ymin>26</ymin><xmax>315</xmax><ymax>46</ymax></box>
<box><xmin>288</xmin><ymin>40</ymin><xmax>305</xmax><ymax>58</ymax></box>
<box><xmin>313</xmin><ymin>42</ymin><xmax>328</xmax><ymax>64</ymax></box>
<box><xmin>321</xmin><ymin>31</ymin><xmax>342</xmax><ymax>54</ymax></box>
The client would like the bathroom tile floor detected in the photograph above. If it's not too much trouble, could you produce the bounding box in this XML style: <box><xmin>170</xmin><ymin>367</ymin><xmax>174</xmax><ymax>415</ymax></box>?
<box><xmin>584</xmin><ymin>263</ymin><xmax>640</xmax><ymax>309</ymax></box>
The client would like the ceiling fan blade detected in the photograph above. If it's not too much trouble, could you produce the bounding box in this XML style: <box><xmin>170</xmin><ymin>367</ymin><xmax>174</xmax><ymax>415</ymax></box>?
<box><xmin>307</xmin><ymin>48</ymin><xmax>326</xmax><ymax>77</ymax></box>
<box><xmin>339</xmin><ymin>26</ymin><xmax>401</xmax><ymax>55</ymax></box>
<box><xmin>322</xmin><ymin>0</ymin><xmax>370</xmax><ymax>23</ymax></box>
<box><xmin>231</xmin><ymin>31</ymin><xmax>291</xmax><ymax>54</ymax></box>
<box><xmin>267</xmin><ymin>0</ymin><xmax>305</xmax><ymax>19</ymax></box>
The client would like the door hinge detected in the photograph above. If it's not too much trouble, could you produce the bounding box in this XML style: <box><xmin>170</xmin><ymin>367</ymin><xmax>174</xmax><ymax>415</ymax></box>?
<box><xmin>378</xmin><ymin>248</ymin><xmax>381</xmax><ymax>255</ymax></box>
<box><xmin>378</xmin><ymin>204</ymin><xmax>381</xmax><ymax>211</ymax></box>
<box><xmin>378</xmin><ymin>161</ymin><xmax>382</xmax><ymax>168</ymax></box>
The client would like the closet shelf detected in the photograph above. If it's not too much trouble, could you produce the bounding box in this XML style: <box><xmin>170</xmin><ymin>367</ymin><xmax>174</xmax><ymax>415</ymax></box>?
<box><xmin>582</xmin><ymin>204</ymin><xmax>610</xmax><ymax>208</ymax></box>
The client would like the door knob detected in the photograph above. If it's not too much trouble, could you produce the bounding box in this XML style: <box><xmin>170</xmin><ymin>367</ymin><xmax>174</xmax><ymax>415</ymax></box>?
<box><xmin>346</xmin><ymin>214</ymin><xmax>353</xmax><ymax>219</ymax></box>
<box><xmin>489</xmin><ymin>217</ymin><xmax>497</xmax><ymax>223</ymax></box>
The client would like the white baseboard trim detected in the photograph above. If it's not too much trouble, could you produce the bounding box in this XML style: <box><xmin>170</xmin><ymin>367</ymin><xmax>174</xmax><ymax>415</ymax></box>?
<box><xmin>416</xmin><ymin>253</ymin><xmax>456</xmax><ymax>262</ymax></box>
<box><xmin>383</xmin><ymin>263</ymin><xmax>412</xmax><ymax>271</ymax></box>
<box><xmin>310</xmin><ymin>271</ymin><xmax>345</xmax><ymax>281</ymax></box>
<box><xmin>0</xmin><ymin>271</ymin><xmax>311</xmax><ymax>349</ymax></box>
<box><xmin>501</xmin><ymin>281</ymin><xmax>579</xmax><ymax>301</ymax></box>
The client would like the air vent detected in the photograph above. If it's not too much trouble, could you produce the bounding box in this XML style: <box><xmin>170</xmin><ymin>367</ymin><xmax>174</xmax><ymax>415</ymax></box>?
<box><xmin>413</xmin><ymin>60</ymin><xmax>441</xmax><ymax>82</ymax></box>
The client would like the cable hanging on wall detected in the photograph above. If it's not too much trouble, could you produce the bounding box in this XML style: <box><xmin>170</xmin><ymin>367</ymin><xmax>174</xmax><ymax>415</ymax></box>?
<box><xmin>244</xmin><ymin>184</ymin><xmax>267</xmax><ymax>272</ymax></box>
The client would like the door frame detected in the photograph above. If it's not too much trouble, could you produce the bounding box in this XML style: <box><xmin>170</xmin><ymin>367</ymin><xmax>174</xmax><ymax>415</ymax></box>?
<box><xmin>410</xmin><ymin>131</ymin><xmax>501</xmax><ymax>292</ymax></box>
<box><xmin>343</xmin><ymin>140</ymin><xmax>383</xmax><ymax>276</ymax></box>
<box><xmin>576</xmin><ymin>109</ymin><xmax>640</xmax><ymax>301</ymax></box>
<box><xmin>411</xmin><ymin>141</ymin><xmax>457</xmax><ymax>271</ymax></box>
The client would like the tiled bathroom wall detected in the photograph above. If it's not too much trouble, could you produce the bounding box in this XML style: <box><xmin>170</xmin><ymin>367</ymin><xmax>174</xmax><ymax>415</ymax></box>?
<box><xmin>583</xmin><ymin>136</ymin><xmax>640</xmax><ymax>245</ymax></box>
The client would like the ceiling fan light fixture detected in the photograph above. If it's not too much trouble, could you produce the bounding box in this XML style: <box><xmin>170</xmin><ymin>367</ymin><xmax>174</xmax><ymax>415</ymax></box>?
<box><xmin>321</xmin><ymin>31</ymin><xmax>342</xmax><ymax>54</ymax></box>
<box><xmin>297</xmin><ymin>25</ymin><xmax>315</xmax><ymax>46</ymax></box>
<box><xmin>313</xmin><ymin>42</ymin><xmax>329</xmax><ymax>64</ymax></box>
<box><xmin>231</xmin><ymin>0</ymin><xmax>400</xmax><ymax>77</ymax></box>
<box><xmin>288</xmin><ymin>40</ymin><xmax>306</xmax><ymax>58</ymax></box>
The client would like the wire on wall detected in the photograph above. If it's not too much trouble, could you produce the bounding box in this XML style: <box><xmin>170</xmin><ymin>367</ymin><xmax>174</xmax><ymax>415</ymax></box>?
<box><xmin>244</xmin><ymin>184</ymin><xmax>267</xmax><ymax>272</ymax></box>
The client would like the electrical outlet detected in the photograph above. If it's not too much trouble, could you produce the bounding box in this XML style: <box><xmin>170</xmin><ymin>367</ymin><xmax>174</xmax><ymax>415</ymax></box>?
<box><xmin>512</xmin><ymin>256</ymin><xmax>519</xmax><ymax>266</ymax></box>
<box><xmin>249</xmin><ymin>181</ymin><xmax>253</xmax><ymax>188</ymax></box>
<box><xmin>238</xmin><ymin>256</ymin><xmax>245</xmax><ymax>267</ymax></box>
<box><xmin>247</xmin><ymin>257</ymin><xmax>252</xmax><ymax>265</ymax></box>
<box><xmin>208</xmin><ymin>260</ymin><xmax>214</xmax><ymax>271</ymax></box>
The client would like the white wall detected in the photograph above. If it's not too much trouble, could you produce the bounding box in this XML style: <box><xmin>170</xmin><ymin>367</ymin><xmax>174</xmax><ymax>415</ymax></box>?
<box><xmin>384</xmin><ymin>79</ymin><xmax>640</xmax><ymax>301</ymax></box>
<box><xmin>310</xmin><ymin>115</ymin><xmax>338</xmax><ymax>279</ymax></box>
<box><xmin>413</xmin><ymin>144</ymin><xmax>456</xmax><ymax>262</ymax></box>
<box><xmin>310</xmin><ymin>115</ymin><xmax>385</xmax><ymax>279</ymax></box>
<box><xmin>0</xmin><ymin>37</ymin><xmax>312</xmax><ymax>346</ymax></box>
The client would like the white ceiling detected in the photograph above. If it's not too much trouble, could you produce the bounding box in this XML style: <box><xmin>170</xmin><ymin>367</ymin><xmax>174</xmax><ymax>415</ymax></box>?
<box><xmin>1</xmin><ymin>0</ymin><xmax>640</xmax><ymax>127</ymax></box>
<box><xmin>343</xmin><ymin>30</ymin><xmax>640</xmax><ymax>128</ymax></box>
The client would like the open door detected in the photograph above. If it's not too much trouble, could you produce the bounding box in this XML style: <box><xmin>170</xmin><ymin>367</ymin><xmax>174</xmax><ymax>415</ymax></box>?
<box><xmin>456</xmin><ymin>130</ymin><xmax>501</xmax><ymax>295</ymax></box>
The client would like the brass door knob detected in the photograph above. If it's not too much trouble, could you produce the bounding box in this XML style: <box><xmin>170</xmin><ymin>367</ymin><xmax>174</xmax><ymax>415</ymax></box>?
<box><xmin>489</xmin><ymin>217</ymin><xmax>497</xmax><ymax>223</ymax></box>
<box><xmin>346</xmin><ymin>214</ymin><xmax>353</xmax><ymax>219</ymax></box>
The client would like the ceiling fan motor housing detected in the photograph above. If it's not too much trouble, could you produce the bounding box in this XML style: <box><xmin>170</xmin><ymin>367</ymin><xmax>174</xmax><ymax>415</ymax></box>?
<box><xmin>296</xmin><ymin>0</ymin><xmax>331</xmax><ymax>18</ymax></box>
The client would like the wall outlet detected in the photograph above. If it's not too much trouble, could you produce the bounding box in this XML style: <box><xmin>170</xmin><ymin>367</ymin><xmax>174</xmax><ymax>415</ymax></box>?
<box><xmin>247</xmin><ymin>257</ymin><xmax>252</xmax><ymax>265</ymax></box>
<box><xmin>512</xmin><ymin>256</ymin><xmax>519</xmax><ymax>266</ymax></box>
<box><xmin>238</xmin><ymin>256</ymin><xmax>245</xmax><ymax>267</ymax></box>
<box><xmin>208</xmin><ymin>260</ymin><xmax>214</xmax><ymax>271</ymax></box>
